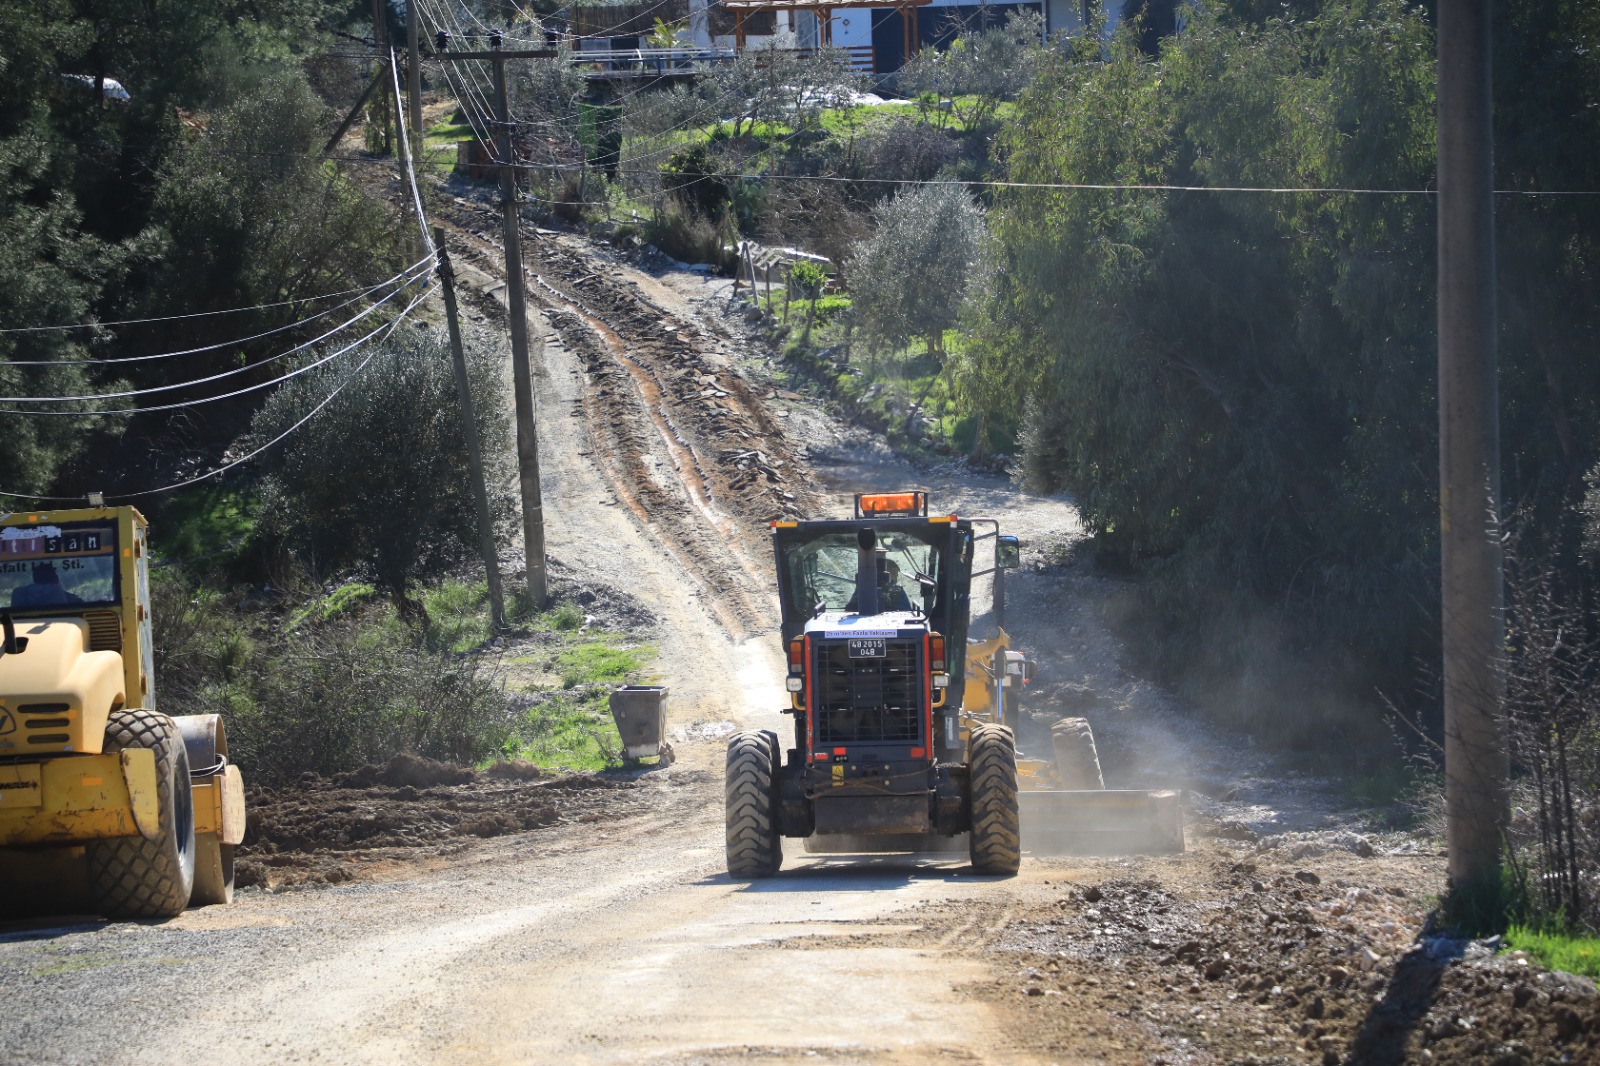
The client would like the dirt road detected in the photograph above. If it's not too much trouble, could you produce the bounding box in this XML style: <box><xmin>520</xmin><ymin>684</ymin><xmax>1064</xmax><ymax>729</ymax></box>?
<box><xmin>4</xmin><ymin>206</ymin><xmax>1594</xmax><ymax>1066</ymax></box>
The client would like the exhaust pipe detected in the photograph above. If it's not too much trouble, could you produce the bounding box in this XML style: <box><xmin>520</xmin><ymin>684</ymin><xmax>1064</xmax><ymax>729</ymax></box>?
<box><xmin>853</xmin><ymin>527</ymin><xmax>879</xmax><ymax>616</ymax></box>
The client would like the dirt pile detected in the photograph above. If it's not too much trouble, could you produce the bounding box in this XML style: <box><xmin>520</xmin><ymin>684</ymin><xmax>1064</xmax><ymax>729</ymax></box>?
<box><xmin>237</xmin><ymin>755</ymin><xmax>639</xmax><ymax>890</ymax></box>
<box><xmin>981</xmin><ymin>854</ymin><xmax>1600</xmax><ymax>1065</ymax></box>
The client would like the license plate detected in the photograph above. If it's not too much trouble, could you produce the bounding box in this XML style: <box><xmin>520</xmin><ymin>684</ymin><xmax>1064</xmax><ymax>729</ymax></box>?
<box><xmin>848</xmin><ymin>638</ymin><xmax>886</xmax><ymax>658</ymax></box>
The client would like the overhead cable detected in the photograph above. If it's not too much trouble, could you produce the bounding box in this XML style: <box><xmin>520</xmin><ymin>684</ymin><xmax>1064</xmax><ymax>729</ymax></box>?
<box><xmin>0</xmin><ymin>278</ymin><xmax>436</xmax><ymax>418</ymax></box>
<box><xmin>0</xmin><ymin>287</ymin><xmax>429</xmax><ymax>504</ymax></box>
<box><xmin>0</xmin><ymin>254</ymin><xmax>434</xmax><ymax>334</ymax></box>
<box><xmin>0</xmin><ymin>269</ymin><xmax>432</xmax><ymax>404</ymax></box>
<box><xmin>2</xmin><ymin>258</ymin><xmax>434</xmax><ymax>366</ymax></box>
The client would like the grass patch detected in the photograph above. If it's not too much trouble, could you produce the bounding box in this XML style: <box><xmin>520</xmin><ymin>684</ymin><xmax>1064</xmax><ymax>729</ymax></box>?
<box><xmin>502</xmin><ymin>691</ymin><xmax>617</xmax><ymax>771</ymax></box>
<box><xmin>555</xmin><ymin>637</ymin><xmax>651</xmax><ymax>688</ymax></box>
<box><xmin>423</xmin><ymin>579</ymin><xmax>493</xmax><ymax>653</ymax></box>
<box><xmin>1505</xmin><ymin>925</ymin><xmax>1600</xmax><ymax>978</ymax></box>
<box><xmin>285</xmin><ymin>581</ymin><xmax>377</xmax><ymax>631</ymax></box>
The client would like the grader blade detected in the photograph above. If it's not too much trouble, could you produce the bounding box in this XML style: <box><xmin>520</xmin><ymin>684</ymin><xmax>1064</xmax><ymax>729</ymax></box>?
<box><xmin>1019</xmin><ymin>788</ymin><xmax>1186</xmax><ymax>856</ymax></box>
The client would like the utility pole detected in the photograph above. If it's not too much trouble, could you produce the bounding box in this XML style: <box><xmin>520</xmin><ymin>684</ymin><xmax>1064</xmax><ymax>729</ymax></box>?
<box><xmin>429</xmin><ymin>35</ymin><xmax>555</xmax><ymax>608</ymax></box>
<box><xmin>1437</xmin><ymin>0</ymin><xmax>1508</xmax><ymax>907</ymax></box>
<box><xmin>406</xmin><ymin>0</ymin><xmax>423</xmax><ymax>151</ymax></box>
<box><xmin>433</xmin><ymin>227</ymin><xmax>507</xmax><ymax>630</ymax></box>
<box><xmin>491</xmin><ymin>36</ymin><xmax>549</xmax><ymax>608</ymax></box>
<box><xmin>371</xmin><ymin>0</ymin><xmax>395</xmax><ymax>155</ymax></box>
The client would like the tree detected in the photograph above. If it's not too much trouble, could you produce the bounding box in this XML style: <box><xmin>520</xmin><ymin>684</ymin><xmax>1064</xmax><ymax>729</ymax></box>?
<box><xmin>896</xmin><ymin>11</ymin><xmax>1043</xmax><ymax>132</ymax></box>
<box><xmin>847</xmin><ymin>181</ymin><xmax>985</xmax><ymax>355</ymax></box>
<box><xmin>970</xmin><ymin>1</ymin><xmax>1442</xmax><ymax>741</ymax></box>
<box><xmin>789</xmin><ymin>260</ymin><xmax>826</xmax><ymax>341</ymax></box>
<box><xmin>251</xmin><ymin>327</ymin><xmax>515</xmax><ymax>610</ymax></box>
<box><xmin>710</xmin><ymin>48</ymin><xmax>861</xmax><ymax>140</ymax></box>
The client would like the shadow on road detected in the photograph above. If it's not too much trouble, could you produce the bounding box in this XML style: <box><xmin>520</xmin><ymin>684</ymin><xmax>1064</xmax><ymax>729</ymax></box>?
<box><xmin>700</xmin><ymin>854</ymin><xmax>990</xmax><ymax>892</ymax></box>
<box><xmin>1344</xmin><ymin>931</ymin><xmax>1454</xmax><ymax>1065</ymax></box>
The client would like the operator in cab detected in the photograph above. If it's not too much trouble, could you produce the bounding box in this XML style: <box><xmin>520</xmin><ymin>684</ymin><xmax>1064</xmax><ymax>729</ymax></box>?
<box><xmin>846</xmin><ymin>549</ymin><xmax>913</xmax><ymax>613</ymax></box>
<box><xmin>9</xmin><ymin>562</ymin><xmax>83</xmax><ymax>608</ymax></box>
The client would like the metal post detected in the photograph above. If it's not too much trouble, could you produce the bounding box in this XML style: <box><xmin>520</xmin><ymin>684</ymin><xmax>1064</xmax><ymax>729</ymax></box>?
<box><xmin>491</xmin><ymin>41</ymin><xmax>550</xmax><ymax>608</ymax></box>
<box><xmin>433</xmin><ymin>227</ymin><xmax>507</xmax><ymax>631</ymax></box>
<box><xmin>1437</xmin><ymin>0</ymin><xmax>1507</xmax><ymax>902</ymax></box>
<box><xmin>994</xmin><ymin>564</ymin><xmax>1005</xmax><ymax>632</ymax></box>
<box><xmin>407</xmin><ymin>0</ymin><xmax>423</xmax><ymax>150</ymax></box>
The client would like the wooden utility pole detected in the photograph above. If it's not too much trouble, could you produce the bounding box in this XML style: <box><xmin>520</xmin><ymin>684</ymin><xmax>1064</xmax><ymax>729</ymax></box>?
<box><xmin>371</xmin><ymin>0</ymin><xmax>396</xmax><ymax>155</ymax></box>
<box><xmin>490</xmin><ymin>37</ymin><xmax>549</xmax><ymax>608</ymax></box>
<box><xmin>407</xmin><ymin>0</ymin><xmax>423</xmax><ymax>151</ymax></box>
<box><xmin>433</xmin><ymin>227</ymin><xmax>507</xmax><ymax>630</ymax></box>
<box><xmin>430</xmin><ymin>37</ymin><xmax>555</xmax><ymax>609</ymax></box>
<box><xmin>1437</xmin><ymin>0</ymin><xmax>1508</xmax><ymax>903</ymax></box>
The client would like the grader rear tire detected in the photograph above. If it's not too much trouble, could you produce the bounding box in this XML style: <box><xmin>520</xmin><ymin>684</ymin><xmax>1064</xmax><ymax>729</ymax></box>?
<box><xmin>86</xmin><ymin>710</ymin><xmax>196</xmax><ymax>919</ymax></box>
<box><xmin>725</xmin><ymin>731</ymin><xmax>782</xmax><ymax>879</ymax></box>
<box><xmin>968</xmin><ymin>724</ymin><xmax>1021</xmax><ymax>875</ymax></box>
<box><xmin>1051</xmin><ymin>717</ymin><xmax>1106</xmax><ymax>790</ymax></box>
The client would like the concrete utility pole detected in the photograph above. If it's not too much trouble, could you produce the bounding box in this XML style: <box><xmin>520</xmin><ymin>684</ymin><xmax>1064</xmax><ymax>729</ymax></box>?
<box><xmin>490</xmin><ymin>36</ymin><xmax>550</xmax><ymax>608</ymax></box>
<box><xmin>433</xmin><ymin>227</ymin><xmax>508</xmax><ymax>631</ymax></box>
<box><xmin>1437</xmin><ymin>0</ymin><xmax>1508</xmax><ymax>901</ymax></box>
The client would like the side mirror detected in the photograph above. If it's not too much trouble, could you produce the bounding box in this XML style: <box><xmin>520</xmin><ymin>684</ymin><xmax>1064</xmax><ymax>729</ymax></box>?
<box><xmin>996</xmin><ymin>535</ymin><xmax>1021</xmax><ymax>570</ymax></box>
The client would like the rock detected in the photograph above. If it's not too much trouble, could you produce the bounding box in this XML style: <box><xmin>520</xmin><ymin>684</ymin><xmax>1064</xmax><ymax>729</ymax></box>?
<box><xmin>1554</xmin><ymin>1006</ymin><xmax>1583</xmax><ymax>1041</ymax></box>
<box><xmin>1024</xmin><ymin>985</ymin><xmax>1045</xmax><ymax>997</ymax></box>
<box><xmin>1327</xmin><ymin>966</ymin><xmax>1351</xmax><ymax>987</ymax></box>
<box><xmin>1355</xmin><ymin>948</ymin><xmax>1381</xmax><ymax>972</ymax></box>
<box><xmin>1306</xmin><ymin>994</ymin><xmax>1326</xmax><ymax>1019</ymax></box>
<box><xmin>1295</xmin><ymin>870</ymin><xmax>1322</xmax><ymax>886</ymax></box>
<box><xmin>1082</xmin><ymin>885</ymin><xmax>1104</xmax><ymax>903</ymax></box>
<box><xmin>1204</xmin><ymin>957</ymin><xmax>1230</xmax><ymax>980</ymax></box>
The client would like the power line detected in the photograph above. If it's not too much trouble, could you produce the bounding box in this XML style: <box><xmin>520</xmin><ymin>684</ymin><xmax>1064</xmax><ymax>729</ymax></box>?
<box><xmin>0</xmin><ymin>268</ymin><xmax>433</xmax><ymax>404</ymax></box>
<box><xmin>1</xmin><ymin>258</ymin><xmax>434</xmax><ymax>366</ymax></box>
<box><xmin>0</xmin><ymin>285</ymin><xmax>433</xmax><ymax>504</ymax></box>
<box><xmin>0</xmin><ymin>258</ymin><xmax>431</xmax><ymax>334</ymax></box>
<box><xmin>0</xmin><ymin>277</ymin><xmax>436</xmax><ymax>417</ymax></box>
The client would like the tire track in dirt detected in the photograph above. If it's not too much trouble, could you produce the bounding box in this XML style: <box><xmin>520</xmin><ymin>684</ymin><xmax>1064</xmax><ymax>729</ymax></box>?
<box><xmin>439</xmin><ymin>197</ymin><xmax>817</xmax><ymax>640</ymax></box>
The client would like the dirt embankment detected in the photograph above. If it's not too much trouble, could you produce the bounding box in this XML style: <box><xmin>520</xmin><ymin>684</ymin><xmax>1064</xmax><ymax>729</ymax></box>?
<box><xmin>962</xmin><ymin>848</ymin><xmax>1600</xmax><ymax>1066</ymax></box>
<box><xmin>438</xmin><ymin>193</ymin><xmax>821</xmax><ymax>640</ymax></box>
<box><xmin>237</xmin><ymin>753</ymin><xmax>647</xmax><ymax>890</ymax></box>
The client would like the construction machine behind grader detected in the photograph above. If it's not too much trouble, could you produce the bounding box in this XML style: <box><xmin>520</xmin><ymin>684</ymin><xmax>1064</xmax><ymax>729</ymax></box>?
<box><xmin>0</xmin><ymin>505</ymin><xmax>245</xmax><ymax>919</ymax></box>
<box><xmin>725</xmin><ymin>491</ymin><xmax>1182</xmax><ymax>878</ymax></box>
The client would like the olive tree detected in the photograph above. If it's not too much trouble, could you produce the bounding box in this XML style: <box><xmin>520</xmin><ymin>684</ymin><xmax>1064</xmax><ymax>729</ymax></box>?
<box><xmin>846</xmin><ymin>181</ymin><xmax>985</xmax><ymax>355</ymax></box>
<box><xmin>251</xmin><ymin>326</ymin><xmax>514</xmax><ymax>609</ymax></box>
<box><xmin>896</xmin><ymin>11</ymin><xmax>1044</xmax><ymax>132</ymax></box>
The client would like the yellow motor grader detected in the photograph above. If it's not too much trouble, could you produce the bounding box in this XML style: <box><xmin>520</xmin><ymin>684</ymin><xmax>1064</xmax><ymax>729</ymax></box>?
<box><xmin>0</xmin><ymin>505</ymin><xmax>245</xmax><ymax>919</ymax></box>
<box><xmin>724</xmin><ymin>491</ymin><xmax>1181</xmax><ymax>879</ymax></box>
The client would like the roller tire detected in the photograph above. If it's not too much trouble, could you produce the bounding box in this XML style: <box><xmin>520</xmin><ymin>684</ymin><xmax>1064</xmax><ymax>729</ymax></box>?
<box><xmin>1051</xmin><ymin>717</ymin><xmax>1106</xmax><ymax>790</ymax></box>
<box><xmin>968</xmin><ymin>723</ymin><xmax>1021</xmax><ymax>876</ymax></box>
<box><xmin>87</xmin><ymin>710</ymin><xmax>196</xmax><ymax>919</ymax></box>
<box><xmin>190</xmin><ymin>834</ymin><xmax>235</xmax><ymax>906</ymax></box>
<box><xmin>725</xmin><ymin>730</ymin><xmax>782</xmax><ymax>879</ymax></box>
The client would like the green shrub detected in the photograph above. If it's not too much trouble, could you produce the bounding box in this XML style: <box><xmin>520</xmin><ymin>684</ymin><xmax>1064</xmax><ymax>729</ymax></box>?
<box><xmin>152</xmin><ymin>568</ymin><xmax>514</xmax><ymax>787</ymax></box>
<box><xmin>251</xmin><ymin>326</ymin><xmax>515</xmax><ymax>605</ymax></box>
<box><xmin>646</xmin><ymin>201</ymin><xmax>727</xmax><ymax>268</ymax></box>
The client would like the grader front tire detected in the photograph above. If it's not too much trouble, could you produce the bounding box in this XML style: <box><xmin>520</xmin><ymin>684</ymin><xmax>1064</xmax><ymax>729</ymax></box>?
<box><xmin>725</xmin><ymin>731</ymin><xmax>782</xmax><ymax>879</ymax></box>
<box><xmin>86</xmin><ymin>710</ymin><xmax>197</xmax><ymax>919</ymax></box>
<box><xmin>968</xmin><ymin>724</ymin><xmax>1021</xmax><ymax>876</ymax></box>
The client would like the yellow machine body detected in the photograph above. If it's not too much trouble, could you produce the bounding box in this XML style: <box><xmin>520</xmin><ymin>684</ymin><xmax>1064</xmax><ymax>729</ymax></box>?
<box><xmin>959</xmin><ymin>628</ymin><xmax>1185</xmax><ymax>855</ymax></box>
<box><xmin>0</xmin><ymin>505</ymin><xmax>244</xmax><ymax>865</ymax></box>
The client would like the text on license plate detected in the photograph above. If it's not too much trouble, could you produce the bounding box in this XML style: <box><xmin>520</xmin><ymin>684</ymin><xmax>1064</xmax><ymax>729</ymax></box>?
<box><xmin>848</xmin><ymin>639</ymin><xmax>886</xmax><ymax>658</ymax></box>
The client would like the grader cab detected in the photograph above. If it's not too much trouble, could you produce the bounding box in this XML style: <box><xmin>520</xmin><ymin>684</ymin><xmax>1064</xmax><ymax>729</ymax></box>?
<box><xmin>724</xmin><ymin>491</ymin><xmax>1182</xmax><ymax>879</ymax></box>
<box><xmin>0</xmin><ymin>505</ymin><xmax>245</xmax><ymax>919</ymax></box>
